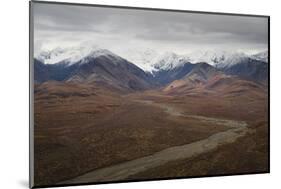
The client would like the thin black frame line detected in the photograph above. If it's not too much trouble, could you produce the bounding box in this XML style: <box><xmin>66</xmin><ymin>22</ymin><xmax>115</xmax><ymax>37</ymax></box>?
<box><xmin>29</xmin><ymin>1</ymin><xmax>270</xmax><ymax>188</ymax></box>
<box><xmin>31</xmin><ymin>0</ymin><xmax>270</xmax><ymax>18</ymax></box>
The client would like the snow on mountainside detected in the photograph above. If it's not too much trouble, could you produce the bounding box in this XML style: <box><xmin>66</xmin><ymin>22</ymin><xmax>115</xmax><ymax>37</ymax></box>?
<box><xmin>121</xmin><ymin>50</ymin><xmax>191</xmax><ymax>73</ymax></box>
<box><xmin>187</xmin><ymin>50</ymin><xmax>268</xmax><ymax>68</ymax></box>
<box><xmin>35</xmin><ymin>45</ymin><xmax>268</xmax><ymax>74</ymax></box>
<box><xmin>251</xmin><ymin>51</ymin><xmax>268</xmax><ymax>63</ymax></box>
<box><xmin>126</xmin><ymin>50</ymin><xmax>267</xmax><ymax>72</ymax></box>
<box><xmin>149</xmin><ymin>50</ymin><xmax>256</xmax><ymax>71</ymax></box>
<box><xmin>120</xmin><ymin>49</ymin><xmax>160</xmax><ymax>73</ymax></box>
<box><xmin>215</xmin><ymin>53</ymin><xmax>249</xmax><ymax>68</ymax></box>
<box><xmin>36</xmin><ymin>47</ymin><xmax>90</xmax><ymax>64</ymax></box>
<box><xmin>186</xmin><ymin>50</ymin><xmax>229</xmax><ymax>66</ymax></box>
<box><xmin>152</xmin><ymin>52</ymin><xmax>190</xmax><ymax>71</ymax></box>
<box><xmin>35</xmin><ymin>46</ymin><xmax>122</xmax><ymax>66</ymax></box>
<box><xmin>36</xmin><ymin>47</ymin><xmax>192</xmax><ymax>73</ymax></box>
<box><xmin>185</xmin><ymin>50</ymin><xmax>251</xmax><ymax>68</ymax></box>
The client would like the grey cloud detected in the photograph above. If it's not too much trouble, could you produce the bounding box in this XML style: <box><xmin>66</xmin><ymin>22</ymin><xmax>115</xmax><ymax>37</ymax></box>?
<box><xmin>33</xmin><ymin>2</ymin><xmax>268</xmax><ymax>54</ymax></box>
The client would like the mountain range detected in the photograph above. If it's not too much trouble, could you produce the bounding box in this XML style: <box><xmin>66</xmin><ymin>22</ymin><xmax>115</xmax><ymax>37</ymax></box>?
<box><xmin>35</xmin><ymin>49</ymin><xmax>156</xmax><ymax>92</ymax></box>
<box><xmin>34</xmin><ymin>48</ymin><xmax>268</xmax><ymax>94</ymax></box>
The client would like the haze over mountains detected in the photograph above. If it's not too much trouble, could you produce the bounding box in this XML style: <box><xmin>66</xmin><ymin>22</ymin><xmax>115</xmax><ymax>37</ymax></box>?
<box><xmin>34</xmin><ymin>47</ymin><xmax>268</xmax><ymax>93</ymax></box>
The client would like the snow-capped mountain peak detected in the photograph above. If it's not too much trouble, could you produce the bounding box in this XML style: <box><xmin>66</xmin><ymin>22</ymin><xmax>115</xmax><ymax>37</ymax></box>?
<box><xmin>251</xmin><ymin>50</ymin><xmax>268</xmax><ymax>63</ymax></box>
<box><xmin>152</xmin><ymin>52</ymin><xmax>190</xmax><ymax>71</ymax></box>
<box><xmin>35</xmin><ymin>45</ymin><xmax>268</xmax><ymax>74</ymax></box>
<box><xmin>215</xmin><ymin>52</ymin><xmax>248</xmax><ymax>68</ymax></box>
<box><xmin>118</xmin><ymin>49</ymin><xmax>160</xmax><ymax>73</ymax></box>
<box><xmin>35</xmin><ymin>46</ymin><xmax>120</xmax><ymax>66</ymax></box>
<box><xmin>185</xmin><ymin>50</ymin><xmax>252</xmax><ymax>69</ymax></box>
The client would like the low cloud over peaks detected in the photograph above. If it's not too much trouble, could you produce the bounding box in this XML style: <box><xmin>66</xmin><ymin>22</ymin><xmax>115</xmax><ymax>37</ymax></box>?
<box><xmin>33</xmin><ymin>3</ymin><xmax>268</xmax><ymax>56</ymax></box>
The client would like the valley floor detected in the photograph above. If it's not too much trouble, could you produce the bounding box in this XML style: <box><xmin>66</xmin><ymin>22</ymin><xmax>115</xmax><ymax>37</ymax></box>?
<box><xmin>33</xmin><ymin>83</ymin><xmax>268</xmax><ymax>186</ymax></box>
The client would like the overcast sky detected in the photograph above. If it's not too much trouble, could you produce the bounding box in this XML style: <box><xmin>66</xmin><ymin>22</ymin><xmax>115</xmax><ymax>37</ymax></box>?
<box><xmin>33</xmin><ymin>2</ymin><xmax>268</xmax><ymax>57</ymax></box>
